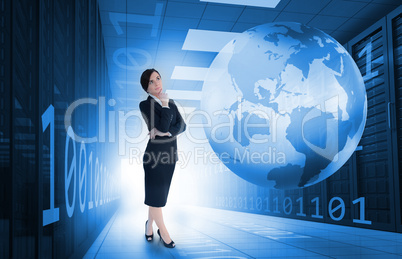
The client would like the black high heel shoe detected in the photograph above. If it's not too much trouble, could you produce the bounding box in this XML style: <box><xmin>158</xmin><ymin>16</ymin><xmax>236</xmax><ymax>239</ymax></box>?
<box><xmin>145</xmin><ymin>220</ymin><xmax>153</xmax><ymax>242</ymax></box>
<box><xmin>157</xmin><ymin>229</ymin><xmax>175</xmax><ymax>248</ymax></box>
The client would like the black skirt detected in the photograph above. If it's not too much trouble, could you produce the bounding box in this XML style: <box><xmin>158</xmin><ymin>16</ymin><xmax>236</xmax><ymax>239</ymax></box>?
<box><xmin>143</xmin><ymin>161</ymin><xmax>176</xmax><ymax>207</ymax></box>
<box><xmin>143</xmin><ymin>137</ymin><xmax>177</xmax><ymax>207</ymax></box>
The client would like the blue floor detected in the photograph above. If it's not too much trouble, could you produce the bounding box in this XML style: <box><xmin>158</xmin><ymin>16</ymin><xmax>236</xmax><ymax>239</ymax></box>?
<box><xmin>84</xmin><ymin>205</ymin><xmax>402</xmax><ymax>258</ymax></box>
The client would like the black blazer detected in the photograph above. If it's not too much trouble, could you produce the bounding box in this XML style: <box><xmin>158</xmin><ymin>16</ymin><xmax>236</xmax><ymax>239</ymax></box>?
<box><xmin>139</xmin><ymin>95</ymin><xmax>186</xmax><ymax>164</ymax></box>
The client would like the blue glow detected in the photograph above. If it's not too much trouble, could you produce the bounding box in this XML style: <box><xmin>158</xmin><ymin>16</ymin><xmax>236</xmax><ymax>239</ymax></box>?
<box><xmin>182</xmin><ymin>29</ymin><xmax>240</xmax><ymax>52</ymax></box>
<box><xmin>171</xmin><ymin>66</ymin><xmax>208</xmax><ymax>81</ymax></box>
<box><xmin>166</xmin><ymin>90</ymin><xmax>202</xmax><ymax>100</ymax></box>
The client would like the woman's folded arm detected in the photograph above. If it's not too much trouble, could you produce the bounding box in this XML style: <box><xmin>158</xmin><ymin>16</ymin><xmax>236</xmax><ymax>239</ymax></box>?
<box><xmin>139</xmin><ymin>101</ymin><xmax>174</xmax><ymax>133</ymax></box>
<box><xmin>168</xmin><ymin>105</ymin><xmax>186</xmax><ymax>137</ymax></box>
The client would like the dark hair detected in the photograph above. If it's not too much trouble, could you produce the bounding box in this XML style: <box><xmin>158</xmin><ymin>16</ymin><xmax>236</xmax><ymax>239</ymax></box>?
<box><xmin>140</xmin><ymin>68</ymin><xmax>160</xmax><ymax>92</ymax></box>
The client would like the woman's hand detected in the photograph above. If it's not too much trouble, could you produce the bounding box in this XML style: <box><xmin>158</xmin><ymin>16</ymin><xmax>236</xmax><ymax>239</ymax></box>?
<box><xmin>148</xmin><ymin>127</ymin><xmax>170</xmax><ymax>139</ymax></box>
<box><xmin>158</xmin><ymin>92</ymin><xmax>169</xmax><ymax>107</ymax></box>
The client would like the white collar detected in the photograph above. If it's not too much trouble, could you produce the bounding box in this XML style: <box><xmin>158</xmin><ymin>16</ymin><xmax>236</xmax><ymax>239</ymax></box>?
<box><xmin>148</xmin><ymin>93</ymin><xmax>162</xmax><ymax>106</ymax></box>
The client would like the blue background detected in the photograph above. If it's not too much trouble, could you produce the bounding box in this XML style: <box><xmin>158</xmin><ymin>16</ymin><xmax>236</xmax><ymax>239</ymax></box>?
<box><xmin>1</xmin><ymin>0</ymin><xmax>402</xmax><ymax>258</ymax></box>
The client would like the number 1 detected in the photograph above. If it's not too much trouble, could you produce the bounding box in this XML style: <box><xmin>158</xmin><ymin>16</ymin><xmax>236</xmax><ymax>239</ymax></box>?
<box><xmin>358</xmin><ymin>41</ymin><xmax>379</xmax><ymax>81</ymax></box>
<box><xmin>42</xmin><ymin>105</ymin><xmax>59</xmax><ymax>226</ymax></box>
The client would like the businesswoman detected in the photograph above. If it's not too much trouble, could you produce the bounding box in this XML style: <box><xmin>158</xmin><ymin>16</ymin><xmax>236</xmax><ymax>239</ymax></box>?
<box><xmin>139</xmin><ymin>68</ymin><xmax>186</xmax><ymax>248</ymax></box>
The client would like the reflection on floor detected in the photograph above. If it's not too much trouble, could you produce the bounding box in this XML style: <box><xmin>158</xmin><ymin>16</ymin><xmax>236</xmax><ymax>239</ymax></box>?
<box><xmin>84</xmin><ymin>205</ymin><xmax>402</xmax><ymax>258</ymax></box>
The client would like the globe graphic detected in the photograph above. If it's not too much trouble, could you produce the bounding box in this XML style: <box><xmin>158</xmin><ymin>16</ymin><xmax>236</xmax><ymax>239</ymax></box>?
<box><xmin>201</xmin><ymin>22</ymin><xmax>367</xmax><ymax>189</ymax></box>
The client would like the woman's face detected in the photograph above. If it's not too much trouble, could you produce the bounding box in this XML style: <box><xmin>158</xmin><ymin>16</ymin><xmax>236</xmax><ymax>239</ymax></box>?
<box><xmin>147</xmin><ymin>71</ymin><xmax>163</xmax><ymax>96</ymax></box>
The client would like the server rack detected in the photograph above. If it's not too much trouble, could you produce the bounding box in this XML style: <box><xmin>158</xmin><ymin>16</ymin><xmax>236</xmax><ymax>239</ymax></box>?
<box><xmin>387</xmin><ymin>5</ymin><xmax>402</xmax><ymax>233</ymax></box>
<box><xmin>349</xmin><ymin>17</ymin><xmax>395</xmax><ymax>232</ymax></box>
<box><xmin>1</xmin><ymin>0</ymin><xmax>119</xmax><ymax>257</ymax></box>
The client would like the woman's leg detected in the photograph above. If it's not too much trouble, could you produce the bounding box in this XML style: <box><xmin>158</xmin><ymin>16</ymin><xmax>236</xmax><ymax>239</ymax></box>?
<box><xmin>146</xmin><ymin>206</ymin><xmax>154</xmax><ymax>236</ymax></box>
<box><xmin>149</xmin><ymin>206</ymin><xmax>174</xmax><ymax>246</ymax></box>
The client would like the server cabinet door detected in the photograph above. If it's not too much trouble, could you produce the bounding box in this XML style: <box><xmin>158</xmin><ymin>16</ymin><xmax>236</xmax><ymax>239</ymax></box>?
<box><xmin>387</xmin><ymin>6</ymin><xmax>402</xmax><ymax>233</ymax></box>
<box><xmin>349</xmin><ymin>18</ymin><xmax>396</xmax><ymax>231</ymax></box>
